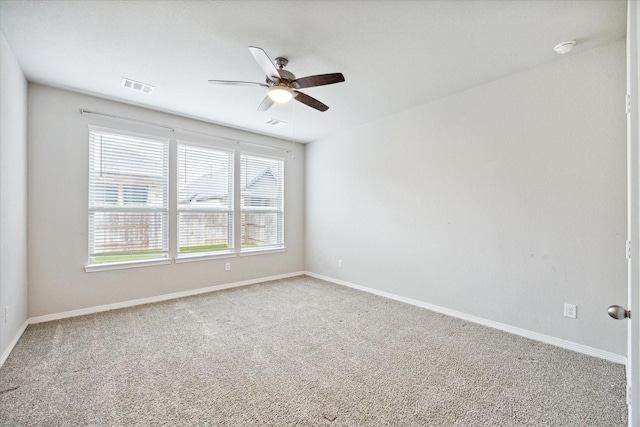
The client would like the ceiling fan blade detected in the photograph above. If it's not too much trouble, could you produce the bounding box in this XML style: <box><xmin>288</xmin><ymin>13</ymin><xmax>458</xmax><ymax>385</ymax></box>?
<box><xmin>293</xmin><ymin>91</ymin><xmax>329</xmax><ymax>112</ymax></box>
<box><xmin>208</xmin><ymin>80</ymin><xmax>269</xmax><ymax>88</ymax></box>
<box><xmin>257</xmin><ymin>95</ymin><xmax>275</xmax><ymax>112</ymax></box>
<box><xmin>291</xmin><ymin>73</ymin><xmax>345</xmax><ymax>89</ymax></box>
<box><xmin>248</xmin><ymin>46</ymin><xmax>281</xmax><ymax>82</ymax></box>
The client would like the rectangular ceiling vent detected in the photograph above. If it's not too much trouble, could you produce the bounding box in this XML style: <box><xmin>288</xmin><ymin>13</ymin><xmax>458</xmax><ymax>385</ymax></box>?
<box><xmin>265</xmin><ymin>118</ymin><xmax>287</xmax><ymax>127</ymax></box>
<box><xmin>121</xmin><ymin>78</ymin><xmax>154</xmax><ymax>94</ymax></box>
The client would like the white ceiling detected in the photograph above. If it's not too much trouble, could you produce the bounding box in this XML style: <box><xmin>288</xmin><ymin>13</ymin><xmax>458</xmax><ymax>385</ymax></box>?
<box><xmin>0</xmin><ymin>0</ymin><xmax>627</xmax><ymax>143</ymax></box>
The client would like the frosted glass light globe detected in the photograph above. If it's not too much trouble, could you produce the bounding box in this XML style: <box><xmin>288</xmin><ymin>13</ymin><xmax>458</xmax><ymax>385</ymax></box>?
<box><xmin>268</xmin><ymin>86</ymin><xmax>294</xmax><ymax>103</ymax></box>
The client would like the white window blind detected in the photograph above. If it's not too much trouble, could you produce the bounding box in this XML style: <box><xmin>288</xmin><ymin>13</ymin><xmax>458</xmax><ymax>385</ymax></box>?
<box><xmin>88</xmin><ymin>128</ymin><xmax>169</xmax><ymax>264</ymax></box>
<box><xmin>178</xmin><ymin>144</ymin><xmax>234</xmax><ymax>255</ymax></box>
<box><xmin>240</xmin><ymin>153</ymin><xmax>284</xmax><ymax>251</ymax></box>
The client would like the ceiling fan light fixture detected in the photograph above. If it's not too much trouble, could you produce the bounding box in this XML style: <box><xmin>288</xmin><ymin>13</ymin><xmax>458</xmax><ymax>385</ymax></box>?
<box><xmin>268</xmin><ymin>85</ymin><xmax>294</xmax><ymax>103</ymax></box>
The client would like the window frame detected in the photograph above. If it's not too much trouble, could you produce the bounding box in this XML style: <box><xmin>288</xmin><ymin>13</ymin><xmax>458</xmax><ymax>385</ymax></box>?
<box><xmin>85</xmin><ymin>126</ymin><xmax>170</xmax><ymax>271</ymax></box>
<box><xmin>84</xmin><ymin>126</ymin><xmax>288</xmax><ymax>272</ymax></box>
<box><xmin>239</xmin><ymin>152</ymin><xmax>285</xmax><ymax>254</ymax></box>
<box><xmin>176</xmin><ymin>141</ymin><xmax>235</xmax><ymax>260</ymax></box>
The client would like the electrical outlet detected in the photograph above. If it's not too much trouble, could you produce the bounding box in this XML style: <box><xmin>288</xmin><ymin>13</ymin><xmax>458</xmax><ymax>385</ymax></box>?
<box><xmin>338</xmin><ymin>259</ymin><xmax>343</xmax><ymax>268</ymax></box>
<box><xmin>225</xmin><ymin>262</ymin><xmax>231</xmax><ymax>271</ymax></box>
<box><xmin>564</xmin><ymin>303</ymin><xmax>577</xmax><ymax>319</ymax></box>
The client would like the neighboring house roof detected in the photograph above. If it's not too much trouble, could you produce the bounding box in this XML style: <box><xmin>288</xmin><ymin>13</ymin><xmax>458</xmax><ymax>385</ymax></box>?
<box><xmin>180</xmin><ymin>171</ymin><xmax>230</xmax><ymax>204</ymax></box>
<box><xmin>242</xmin><ymin>168</ymin><xmax>280</xmax><ymax>200</ymax></box>
<box><xmin>179</xmin><ymin>167</ymin><xmax>280</xmax><ymax>204</ymax></box>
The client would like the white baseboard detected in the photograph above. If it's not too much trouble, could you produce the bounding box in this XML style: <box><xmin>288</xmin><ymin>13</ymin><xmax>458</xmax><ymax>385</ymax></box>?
<box><xmin>29</xmin><ymin>271</ymin><xmax>306</xmax><ymax>324</ymax></box>
<box><xmin>305</xmin><ymin>271</ymin><xmax>627</xmax><ymax>365</ymax></box>
<box><xmin>5</xmin><ymin>271</ymin><xmax>625</xmax><ymax>370</ymax></box>
<box><xmin>0</xmin><ymin>320</ymin><xmax>28</xmax><ymax>369</ymax></box>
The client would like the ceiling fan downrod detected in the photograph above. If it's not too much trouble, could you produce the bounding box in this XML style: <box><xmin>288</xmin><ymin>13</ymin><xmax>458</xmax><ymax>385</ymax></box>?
<box><xmin>274</xmin><ymin>57</ymin><xmax>288</xmax><ymax>70</ymax></box>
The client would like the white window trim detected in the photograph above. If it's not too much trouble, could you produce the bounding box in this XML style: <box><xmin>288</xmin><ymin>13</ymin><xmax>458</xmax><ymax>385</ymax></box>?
<box><xmin>239</xmin><ymin>151</ymin><xmax>285</xmax><ymax>254</ymax></box>
<box><xmin>84</xmin><ymin>258</ymin><xmax>172</xmax><ymax>273</ymax></box>
<box><xmin>176</xmin><ymin>141</ymin><xmax>235</xmax><ymax>257</ymax></box>
<box><xmin>239</xmin><ymin>247</ymin><xmax>286</xmax><ymax>257</ymax></box>
<box><xmin>174</xmin><ymin>251</ymin><xmax>236</xmax><ymax>263</ymax></box>
<box><xmin>86</xmin><ymin>126</ymin><xmax>170</xmax><ymax>269</ymax></box>
<box><xmin>84</xmin><ymin>128</ymin><xmax>289</xmax><ymax>273</ymax></box>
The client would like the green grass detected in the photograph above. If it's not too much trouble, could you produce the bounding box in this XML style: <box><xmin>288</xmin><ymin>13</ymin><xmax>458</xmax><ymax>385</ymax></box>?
<box><xmin>179</xmin><ymin>242</ymin><xmax>257</xmax><ymax>252</ymax></box>
<box><xmin>94</xmin><ymin>253</ymin><xmax>162</xmax><ymax>262</ymax></box>
<box><xmin>95</xmin><ymin>241</ymin><xmax>260</xmax><ymax>262</ymax></box>
<box><xmin>179</xmin><ymin>243</ymin><xmax>229</xmax><ymax>252</ymax></box>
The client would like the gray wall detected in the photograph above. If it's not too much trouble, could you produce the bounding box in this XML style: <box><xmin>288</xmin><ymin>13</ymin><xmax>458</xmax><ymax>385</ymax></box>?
<box><xmin>0</xmin><ymin>33</ymin><xmax>28</xmax><ymax>358</ymax></box>
<box><xmin>27</xmin><ymin>85</ymin><xmax>305</xmax><ymax>318</ymax></box>
<box><xmin>305</xmin><ymin>41</ymin><xmax>627</xmax><ymax>356</ymax></box>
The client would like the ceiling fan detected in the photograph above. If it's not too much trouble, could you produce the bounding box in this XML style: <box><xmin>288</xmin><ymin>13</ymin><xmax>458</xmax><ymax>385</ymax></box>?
<box><xmin>208</xmin><ymin>46</ymin><xmax>345</xmax><ymax>112</ymax></box>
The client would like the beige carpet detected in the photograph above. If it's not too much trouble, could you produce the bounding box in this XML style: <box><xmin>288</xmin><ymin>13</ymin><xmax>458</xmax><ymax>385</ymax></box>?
<box><xmin>0</xmin><ymin>275</ymin><xmax>627</xmax><ymax>426</ymax></box>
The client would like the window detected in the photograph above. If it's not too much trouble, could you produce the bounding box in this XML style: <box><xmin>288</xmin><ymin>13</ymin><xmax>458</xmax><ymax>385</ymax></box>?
<box><xmin>123</xmin><ymin>185</ymin><xmax>149</xmax><ymax>205</ymax></box>
<box><xmin>240</xmin><ymin>153</ymin><xmax>284</xmax><ymax>251</ymax></box>
<box><xmin>88</xmin><ymin>128</ymin><xmax>169</xmax><ymax>264</ymax></box>
<box><xmin>177</xmin><ymin>143</ymin><xmax>234</xmax><ymax>256</ymax></box>
<box><xmin>94</xmin><ymin>184</ymin><xmax>118</xmax><ymax>205</ymax></box>
<box><xmin>87</xmin><ymin>126</ymin><xmax>286</xmax><ymax>269</ymax></box>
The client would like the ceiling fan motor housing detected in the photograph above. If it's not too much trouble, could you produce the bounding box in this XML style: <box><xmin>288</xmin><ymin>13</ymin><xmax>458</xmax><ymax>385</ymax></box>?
<box><xmin>277</xmin><ymin>69</ymin><xmax>296</xmax><ymax>83</ymax></box>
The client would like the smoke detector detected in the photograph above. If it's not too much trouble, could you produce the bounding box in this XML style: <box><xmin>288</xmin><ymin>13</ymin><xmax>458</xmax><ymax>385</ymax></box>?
<box><xmin>554</xmin><ymin>40</ymin><xmax>576</xmax><ymax>55</ymax></box>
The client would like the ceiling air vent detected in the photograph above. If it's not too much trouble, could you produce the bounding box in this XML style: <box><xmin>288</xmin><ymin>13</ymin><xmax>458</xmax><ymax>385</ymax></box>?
<box><xmin>265</xmin><ymin>118</ymin><xmax>287</xmax><ymax>127</ymax></box>
<box><xmin>121</xmin><ymin>78</ymin><xmax>154</xmax><ymax>94</ymax></box>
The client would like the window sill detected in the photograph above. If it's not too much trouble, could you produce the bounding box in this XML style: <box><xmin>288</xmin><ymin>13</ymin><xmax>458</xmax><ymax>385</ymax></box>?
<box><xmin>84</xmin><ymin>248</ymin><xmax>285</xmax><ymax>271</ymax></box>
<box><xmin>175</xmin><ymin>252</ymin><xmax>236</xmax><ymax>264</ymax></box>
<box><xmin>84</xmin><ymin>258</ymin><xmax>172</xmax><ymax>273</ymax></box>
<box><xmin>239</xmin><ymin>247</ymin><xmax>286</xmax><ymax>257</ymax></box>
